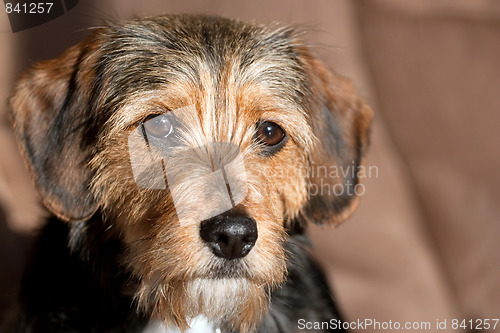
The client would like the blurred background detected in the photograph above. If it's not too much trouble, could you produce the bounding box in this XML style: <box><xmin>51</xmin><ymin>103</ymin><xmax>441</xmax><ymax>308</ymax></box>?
<box><xmin>1</xmin><ymin>1</ymin><xmax>499</xmax><ymax>332</ymax></box>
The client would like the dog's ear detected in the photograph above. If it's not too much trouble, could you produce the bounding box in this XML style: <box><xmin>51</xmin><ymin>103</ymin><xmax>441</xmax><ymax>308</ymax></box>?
<box><xmin>300</xmin><ymin>49</ymin><xmax>373</xmax><ymax>226</ymax></box>
<box><xmin>9</xmin><ymin>41</ymin><xmax>100</xmax><ymax>222</ymax></box>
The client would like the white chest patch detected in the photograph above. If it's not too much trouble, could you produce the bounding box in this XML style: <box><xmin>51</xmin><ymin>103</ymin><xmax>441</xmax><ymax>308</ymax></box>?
<box><xmin>142</xmin><ymin>316</ymin><xmax>221</xmax><ymax>333</ymax></box>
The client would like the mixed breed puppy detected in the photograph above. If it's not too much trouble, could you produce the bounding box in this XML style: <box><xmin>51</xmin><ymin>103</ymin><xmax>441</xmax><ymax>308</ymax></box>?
<box><xmin>6</xmin><ymin>15</ymin><xmax>372</xmax><ymax>333</ymax></box>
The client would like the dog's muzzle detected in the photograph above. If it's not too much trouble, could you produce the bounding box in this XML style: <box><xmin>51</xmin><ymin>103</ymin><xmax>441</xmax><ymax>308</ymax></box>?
<box><xmin>200</xmin><ymin>210</ymin><xmax>258</xmax><ymax>260</ymax></box>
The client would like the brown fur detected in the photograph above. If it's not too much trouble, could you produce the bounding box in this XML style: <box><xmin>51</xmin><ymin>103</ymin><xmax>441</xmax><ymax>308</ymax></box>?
<box><xmin>9</xmin><ymin>15</ymin><xmax>372</xmax><ymax>332</ymax></box>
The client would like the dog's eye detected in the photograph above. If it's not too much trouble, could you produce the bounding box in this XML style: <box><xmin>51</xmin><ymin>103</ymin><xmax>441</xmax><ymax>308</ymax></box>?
<box><xmin>255</xmin><ymin>121</ymin><xmax>285</xmax><ymax>146</ymax></box>
<box><xmin>143</xmin><ymin>114</ymin><xmax>173</xmax><ymax>138</ymax></box>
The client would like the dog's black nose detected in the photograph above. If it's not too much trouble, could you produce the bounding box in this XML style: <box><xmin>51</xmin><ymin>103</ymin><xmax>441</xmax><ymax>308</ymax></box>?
<box><xmin>200</xmin><ymin>212</ymin><xmax>258</xmax><ymax>260</ymax></box>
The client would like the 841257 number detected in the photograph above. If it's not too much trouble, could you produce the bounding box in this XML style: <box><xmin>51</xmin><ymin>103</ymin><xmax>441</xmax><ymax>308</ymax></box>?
<box><xmin>5</xmin><ymin>2</ymin><xmax>53</xmax><ymax>14</ymax></box>
<box><xmin>452</xmin><ymin>318</ymin><xmax>499</xmax><ymax>330</ymax></box>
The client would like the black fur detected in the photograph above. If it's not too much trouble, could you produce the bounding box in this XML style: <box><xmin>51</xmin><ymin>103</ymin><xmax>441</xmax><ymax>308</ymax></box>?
<box><xmin>6</xmin><ymin>215</ymin><xmax>345</xmax><ymax>332</ymax></box>
<box><xmin>5</xmin><ymin>15</ymin><xmax>368</xmax><ymax>333</ymax></box>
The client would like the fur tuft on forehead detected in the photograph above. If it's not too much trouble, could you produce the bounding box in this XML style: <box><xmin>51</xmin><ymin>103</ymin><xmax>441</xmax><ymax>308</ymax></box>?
<box><xmin>87</xmin><ymin>15</ymin><xmax>311</xmax><ymax>135</ymax></box>
<box><xmin>9</xmin><ymin>14</ymin><xmax>371</xmax><ymax>333</ymax></box>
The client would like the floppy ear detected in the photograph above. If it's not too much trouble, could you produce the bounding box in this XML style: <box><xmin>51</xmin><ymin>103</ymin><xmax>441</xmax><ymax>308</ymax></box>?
<box><xmin>9</xmin><ymin>41</ymin><xmax>100</xmax><ymax>222</ymax></box>
<box><xmin>300</xmin><ymin>50</ymin><xmax>373</xmax><ymax>225</ymax></box>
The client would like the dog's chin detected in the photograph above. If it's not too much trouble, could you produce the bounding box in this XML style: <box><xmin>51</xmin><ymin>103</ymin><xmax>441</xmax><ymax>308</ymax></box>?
<box><xmin>187</xmin><ymin>278</ymin><xmax>268</xmax><ymax>326</ymax></box>
<box><xmin>142</xmin><ymin>277</ymin><xmax>269</xmax><ymax>333</ymax></box>
<box><xmin>204</xmin><ymin>258</ymin><xmax>255</xmax><ymax>279</ymax></box>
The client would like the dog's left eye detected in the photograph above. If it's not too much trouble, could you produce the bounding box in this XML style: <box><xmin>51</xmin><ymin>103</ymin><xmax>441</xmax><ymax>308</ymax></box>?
<box><xmin>143</xmin><ymin>114</ymin><xmax>173</xmax><ymax>138</ymax></box>
<box><xmin>255</xmin><ymin>121</ymin><xmax>286</xmax><ymax>146</ymax></box>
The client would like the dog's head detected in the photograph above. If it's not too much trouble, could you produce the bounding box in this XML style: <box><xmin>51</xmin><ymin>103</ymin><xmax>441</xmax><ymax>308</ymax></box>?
<box><xmin>10</xmin><ymin>15</ymin><xmax>372</xmax><ymax>332</ymax></box>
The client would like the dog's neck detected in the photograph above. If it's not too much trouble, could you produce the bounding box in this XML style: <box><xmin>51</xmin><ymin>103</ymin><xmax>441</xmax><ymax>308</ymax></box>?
<box><xmin>143</xmin><ymin>317</ymin><xmax>220</xmax><ymax>333</ymax></box>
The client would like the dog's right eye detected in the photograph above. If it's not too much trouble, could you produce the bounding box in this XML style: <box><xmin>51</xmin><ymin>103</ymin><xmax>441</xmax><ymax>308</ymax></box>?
<box><xmin>142</xmin><ymin>114</ymin><xmax>173</xmax><ymax>138</ymax></box>
<box><xmin>255</xmin><ymin>121</ymin><xmax>286</xmax><ymax>146</ymax></box>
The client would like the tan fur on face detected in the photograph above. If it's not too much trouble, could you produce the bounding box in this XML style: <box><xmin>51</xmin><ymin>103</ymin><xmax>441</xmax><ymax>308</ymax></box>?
<box><xmin>88</xmin><ymin>64</ymin><xmax>311</xmax><ymax>331</ymax></box>
<box><xmin>10</xmin><ymin>15</ymin><xmax>372</xmax><ymax>333</ymax></box>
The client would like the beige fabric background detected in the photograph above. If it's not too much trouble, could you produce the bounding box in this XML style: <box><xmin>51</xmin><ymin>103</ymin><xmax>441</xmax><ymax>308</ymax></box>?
<box><xmin>1</xmin><ymin>1</ymin><xmax>499</xmax><ymax>332</ymax></box>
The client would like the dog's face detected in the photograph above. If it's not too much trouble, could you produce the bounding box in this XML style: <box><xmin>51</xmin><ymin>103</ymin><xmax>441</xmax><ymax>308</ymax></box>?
<box><xmin>10</xmin><ymin>15</ymin><xmax>371</xmax><ymax>332</ymax></box>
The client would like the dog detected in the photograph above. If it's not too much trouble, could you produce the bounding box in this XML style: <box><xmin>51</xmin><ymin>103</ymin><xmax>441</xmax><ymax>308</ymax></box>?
<box><xmin>7</xmin><ymin>15</ymin><xmax>372</xmax><ymax>333</ymax></box>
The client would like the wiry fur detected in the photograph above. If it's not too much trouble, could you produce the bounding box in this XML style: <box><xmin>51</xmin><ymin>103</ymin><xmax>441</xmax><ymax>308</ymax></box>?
<box><xmin>7</xmin><ymin>15</ymin><xmax>372</xmax><ymax>333</ymax></box>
